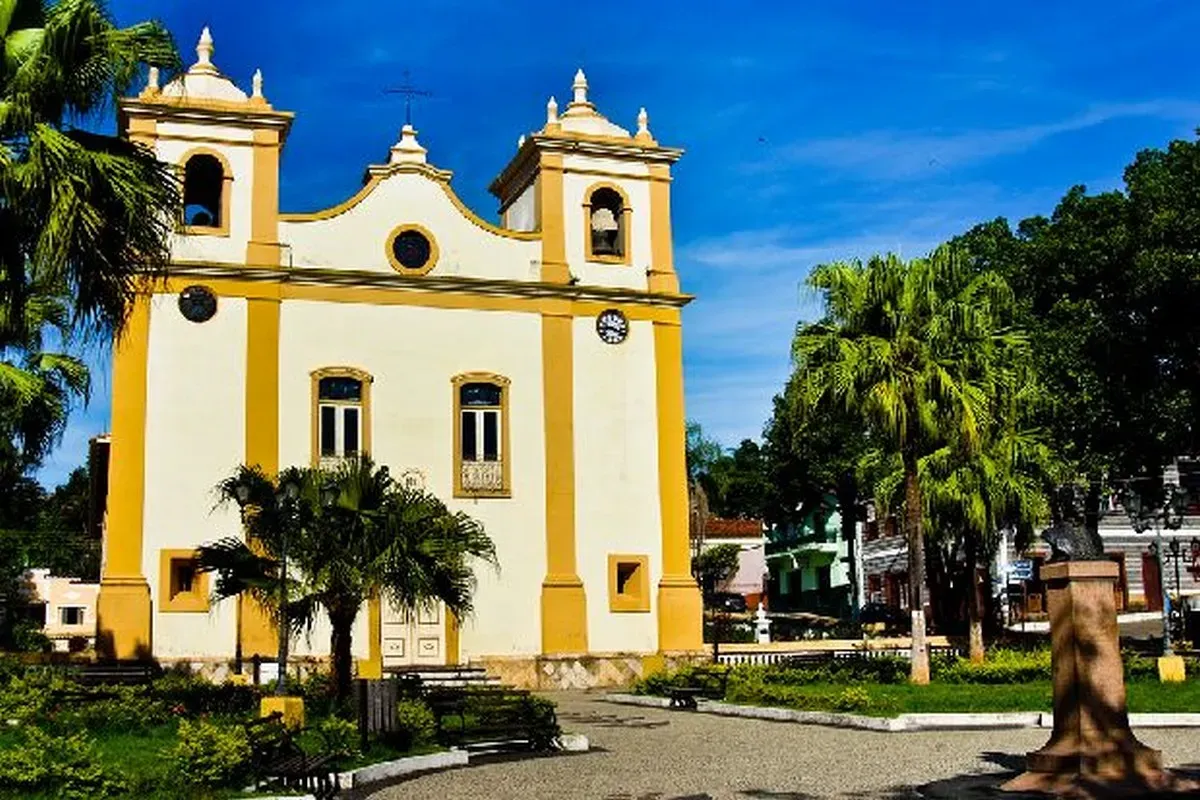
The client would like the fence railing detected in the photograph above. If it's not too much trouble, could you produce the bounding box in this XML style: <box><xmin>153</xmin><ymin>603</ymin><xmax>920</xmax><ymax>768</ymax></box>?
<box><xmin>715</xmin><ymin>644</ymin><xmax>962</xmax><ymax>667</ymax></box>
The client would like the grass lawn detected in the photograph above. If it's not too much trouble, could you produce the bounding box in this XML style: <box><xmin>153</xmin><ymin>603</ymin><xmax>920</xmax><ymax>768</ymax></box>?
<box><xmin>0</xmin><ymin>720</ymin><xmax>434</xmax><ymax>799</ymax></box>
<box><xmin>725</xmin><ymin>680</ymin><xmax>1200</xmax><ymax>717</ymax></box>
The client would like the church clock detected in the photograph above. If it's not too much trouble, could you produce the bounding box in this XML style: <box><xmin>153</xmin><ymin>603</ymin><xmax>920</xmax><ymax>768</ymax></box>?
<box><xmin>596</xmin><ymin>309</ymin><xmax>629</xmax><ymax>344</ymax></box>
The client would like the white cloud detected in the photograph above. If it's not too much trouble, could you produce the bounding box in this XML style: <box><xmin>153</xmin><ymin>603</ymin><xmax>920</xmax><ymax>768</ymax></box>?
<box><xmin>749</xmin><ymin>100</ymin><xmax>1200</xmax><ymax>181</ymax></box>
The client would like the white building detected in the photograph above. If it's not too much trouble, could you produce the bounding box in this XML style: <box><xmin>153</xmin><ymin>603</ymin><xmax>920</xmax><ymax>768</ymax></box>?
<box><xmin>96</xmin><ymin>29</ymin><xmax>702</xmax><ymax>687</ymax></box>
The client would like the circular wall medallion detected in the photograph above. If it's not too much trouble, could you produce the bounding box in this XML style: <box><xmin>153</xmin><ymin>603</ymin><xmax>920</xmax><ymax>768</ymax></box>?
<box><xmin>596</xmin><ymin>308</ymin><xmax>629</xmax><ymax>344</ymax></box>
<box><xmin>178</xmin><ymin>285</ymin><xmax>217</xmax><ymax>323</ymax></box>
<box><xmin>385</xmin><ymin>224</ymin><xmax>439</xmax><ymax>275</ymax></box>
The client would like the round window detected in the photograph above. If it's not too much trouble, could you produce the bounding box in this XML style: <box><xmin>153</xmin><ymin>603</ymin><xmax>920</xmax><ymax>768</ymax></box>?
<box><xmin>391</xmin><ymin>229</ymin><xmax>433</xmax><ymax>270</ymax></box>
<box><xmin>178</xmin><ymin>285</ymin><xmax>217</xmax><ymax>323</ymax></box>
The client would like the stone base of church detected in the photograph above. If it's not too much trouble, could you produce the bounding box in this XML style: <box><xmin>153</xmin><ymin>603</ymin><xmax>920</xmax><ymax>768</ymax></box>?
<box><xmin>156</xmin><ymin>655</ymin><xmax>333</xmax><ymax>684</ymax></box>
<box><xmin>474</xmin><ymin>651</ymin><xmax>706</xmax><ymax>691</ymax></box>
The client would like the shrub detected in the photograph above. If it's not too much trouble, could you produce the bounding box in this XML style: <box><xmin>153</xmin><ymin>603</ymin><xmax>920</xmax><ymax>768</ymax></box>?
<box><xmin>522</xmin><ymin>695</ymin><xmax>562</xmax><ymax>750</ymax></box>
<box><xmin>0</xmin><ymin>668</ymin><xmax>73</xmax><ymax>723</ymax></box>
<box><xmin>391</xmin><ymin>699</ymin><xmax>436</xmax><ymax>750</ymax></box>
<box><xmin>0</xmin><ymin>726</ymin><xmax>126</xmax><ymax>798</ymax></box>
<box><xmin>831</xmin><ymin>686</ymin><xmax>872</xmax><ymax>712</ymax></box>
<box><xmin>632</xmin><ymin>663</ymin><xmax>730</xmax><ymax>696</ymax></box>
<box><xmin>934</xmin><ymin>648</ymin><xmax>1051</xmax><ymax>684</ymax></box>
<box><xmin>171</xmin><ymin>718</ymin><xmax>252</xmax><ymax>788</ymax></box>
<box><xmin>153</xmin><ymin>672</ymin><xmax>262</xmax><ymax>716</ymax></box>
<box><xmin>316</xmin><ymin>715</ymin><xmax>361</xmax><ymax>761</ymax></box>
<box><xmin>58</xmin><ymin>685</ymin><xmax>173</xmax><ymax>732</ymax></box>
<box><xmin>11</xmin><ymin>621</ymin><xmax>52</xmax><ymax>653</ymax></box>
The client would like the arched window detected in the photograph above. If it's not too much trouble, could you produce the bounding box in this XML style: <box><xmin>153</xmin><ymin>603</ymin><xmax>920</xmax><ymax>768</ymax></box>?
<box><xmin>585</xmin><ymin>186</ymin><xmax>629</xmax><ymax>263</ymax></box>
<box><xmin>182</xmin><ymin>152</ymin><xmax>228</xmax><ymax>232</ymax></box>
<box><xmin>452</xmin><ymin>373</ymin><xmax>510</xmax><ymax>497</ymax></box>
<box><xmin>311</xmin><ymin>368</ymin><xmax>373</xmax><ymax>467</ymax></box>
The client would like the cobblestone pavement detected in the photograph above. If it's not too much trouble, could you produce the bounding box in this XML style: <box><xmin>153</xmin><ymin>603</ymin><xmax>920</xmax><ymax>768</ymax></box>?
<box><xmin>363</xmin><ymin>693</ymin><xmax>1200</xmax><ymax>800</ymax></box>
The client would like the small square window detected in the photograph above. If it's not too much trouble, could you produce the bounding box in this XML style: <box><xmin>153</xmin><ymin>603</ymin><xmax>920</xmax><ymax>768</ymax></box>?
<box><xmin>60</xmin><ymin>607</ymin><xmax>84</xmax><ymax>626</ymax></box>
<box><xmin>608</xmin><ymin>554</ymin><xmax>650</xmax><ymax>613</ymax></box>
<box><xmin>160</xmin><ymin>550</ymin><xmax>209</xmax><ymax>613</ymax></box>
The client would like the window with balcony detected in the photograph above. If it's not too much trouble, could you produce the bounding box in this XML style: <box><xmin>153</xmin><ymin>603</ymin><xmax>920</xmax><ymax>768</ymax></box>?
<box><xmin>311</xmin><ymin>368</ymin><xmax>373</xmax><ymax>467</ymax></box>
<box><xmin>453</xmin><ymin>373</ymin><xmax>510</xmax><ymax>497</ymax></box>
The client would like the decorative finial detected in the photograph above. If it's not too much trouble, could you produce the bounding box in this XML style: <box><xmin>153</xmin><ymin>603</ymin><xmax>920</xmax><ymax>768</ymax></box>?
<box><xmin>546</xmin><ymin>96</ymin><xmax>559</xmax><ymax>123</ymax></box>
<box><xmin>637</xmin><ymin>107</ymin><xmax>649</xmax><ymax>136</ymax></box>
<box><xmin>147</xmin><ymin>66</ymin><xmax>160</xmax><ymax>91</ymax></box>
<box><xmin>572</xmin><ymin>68</ymin><xmax>588</xmax><ymax>106</ymax></box>
<box><xmin>252</xmin><ymin>69</ymin><xmax>264</xmax><ymax>99</ymax></box>
<box><xmin>197</xmin><ymin>27</ymin><xmax>214</xmax><ymax>66</ymax></box>
<box><xmin>389</xmin><ymin>123</ymin><xmax>428</xmax><ymax>165</ymax></box>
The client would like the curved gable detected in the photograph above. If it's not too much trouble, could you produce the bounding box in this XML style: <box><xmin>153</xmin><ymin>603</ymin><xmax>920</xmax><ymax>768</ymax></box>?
<box><xmin>279</xmin><ymin>164</ymin><xmax>540</xmax><ymax>281</ymax></box>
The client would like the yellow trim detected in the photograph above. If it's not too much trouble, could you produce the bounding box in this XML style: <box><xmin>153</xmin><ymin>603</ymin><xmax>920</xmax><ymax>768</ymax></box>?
<box><xmin>564</xmin><ymin>165</ymin><xmax>671</xmax><ymax>183</ymax></box>
<box><xmin>126</xmin><ymin>115</ymin><xmax>158</xmax><ymax>147</ymax></box>
<box><xmin>240</xmin><ymin>297</ymin><xmax>281</xmax><ymax>656</ymax></box>
<box><xmin>278</xmin><ymin>169</ymin><xmax>541</xmax><ymax>242</ymax></box>
<box><xmin>451</xmin><ymin>373</ymin><xmax>512</xmax><ymax>498</ymax></box>
<box><xmin>537</xmin><ymin>153</ymin><xmax>570</xmax><ymax>284</ymax></box>
<box><xmin>539</xmin><ymin>304</ymin><xmax>588</xmax><ymax>653</ymax></box>
<box><xmin>178</xmin><ymin>148</ymin><xmax>233</xmax><ymax>237</ymax></box>
<box><xmin>385</xmin><ymin>223</ymin><xmax>440</xmax><ymax>276</ymax></box>
<box><xmin>582</xmin><ymin>182</ymin><xmax>633</xmax><ymax>266</ymax></box>
<box><xmin>608</xmin><ymin>554</ymin><xmax>651</xmax><ymax>613</ymax></box>
<box><xmin>358</xmin><ymin>593</ymin><xmax>383</xmax><ymax>679</ymax></box>
<box><xmin>96</xmin><ymin>294</ymin><xmax>152</xmax><ymax>659</ymax></box>
<box><xmin>647</xmin><ymin>164</ymin><xmax>679</xmax><ymax>294</ymax></box>
<box><xmin>159</xmin><ymin>549</ymin><xmax>210</xmax><ymax>613</ymax></box>
<box><xmin>653</xmin><ymin>321</ymin><xmax>703</xmax><ymax>651</ymax></box>
<box><xmin>158</xmin><ymin>273</ymin><xmax>688</xmax><ymax>321</ymax></box>
<box><xmin>445</xmin><ymin>609</ymin><xmax>460</xmax><ymax>666</ymax></box>
<box><xmin>310</xmin><ymin>367</ymin><xmax>374</xmax><ymax>466</ymax></box>
<box><xmin>247</xmin><ymin>128</ymin><xmax>282</xmax><ymax>266</ymax></box>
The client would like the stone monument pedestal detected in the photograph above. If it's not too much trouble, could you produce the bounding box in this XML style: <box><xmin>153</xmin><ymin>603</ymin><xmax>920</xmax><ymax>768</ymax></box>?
<box><xmin>1002</xmin><ymin>560</ymin><xmax>1185</xmax><ymax>796</ymax></box>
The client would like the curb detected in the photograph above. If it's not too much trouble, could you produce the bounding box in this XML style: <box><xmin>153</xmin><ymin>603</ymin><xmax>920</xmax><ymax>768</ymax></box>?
<box><xmin>338</xmin><ymin>749</ymin><xmax>469</xmax><ymax>789</ymax></box>
<box><xmin>601</xmin><ymin>694</ymin><xmax>1200</xmax><ymax>732</ymax></box>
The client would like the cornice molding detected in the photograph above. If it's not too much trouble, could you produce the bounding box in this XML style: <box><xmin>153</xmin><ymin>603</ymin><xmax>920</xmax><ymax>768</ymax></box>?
<box><xmin>162</xmin><ymin>261</ymin><xmax>694</xmax><ymax>308</ymax></box>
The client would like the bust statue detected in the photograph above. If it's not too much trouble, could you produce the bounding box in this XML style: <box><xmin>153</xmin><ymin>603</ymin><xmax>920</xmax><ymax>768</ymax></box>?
<box><xmin>1041</xmin><ymin>484</ymin><xmax>1106</xmax><ymax>562</ymax></box>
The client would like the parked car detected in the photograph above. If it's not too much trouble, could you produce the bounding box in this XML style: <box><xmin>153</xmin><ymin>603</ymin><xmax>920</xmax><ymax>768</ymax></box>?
<box><xmin>859</xmin><ymin>601</ymin><xmax>907</xmax><ymax>629</ymax></box>
<box><xmin>706</xmin><ymin>592</ymin><xmax>748</xmax><ymax>613</ymax></box>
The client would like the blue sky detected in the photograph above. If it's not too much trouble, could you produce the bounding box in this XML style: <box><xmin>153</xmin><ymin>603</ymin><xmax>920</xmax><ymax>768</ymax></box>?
<box><xmin>37</xmin><ymin>0</ymin><xmax>1200</xmax><ymax>486</ymax></box>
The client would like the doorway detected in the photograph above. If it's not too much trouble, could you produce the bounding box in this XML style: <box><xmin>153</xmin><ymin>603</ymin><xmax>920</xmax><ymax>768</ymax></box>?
<box><xmin>381</xmin><ymin>601</ymin><xmax>447</xmax><ymax>669</ymax></box>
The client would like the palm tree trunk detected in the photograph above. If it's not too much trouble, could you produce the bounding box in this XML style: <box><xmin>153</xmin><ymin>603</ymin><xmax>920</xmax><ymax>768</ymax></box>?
<box><xmin>329</xmin><ymin>603</ymin><xmax>359</xmax><ymax>703</ymax></box>
<box><xmin>966</xmin><ymin>535</ymin><xmax>985</xmax><ymax>664</ymax></box>
<box><xmin>903</xmin><ymin>455</ymin><xmax>930</xmax><ymax>685</ymax></box>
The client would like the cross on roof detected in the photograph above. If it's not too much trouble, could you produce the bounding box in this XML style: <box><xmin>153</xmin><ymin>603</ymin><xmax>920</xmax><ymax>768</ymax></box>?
<box><xmin>385</xmin><ymin>70</ymin><xmax>432</xmax><ymax>126</ymax></box>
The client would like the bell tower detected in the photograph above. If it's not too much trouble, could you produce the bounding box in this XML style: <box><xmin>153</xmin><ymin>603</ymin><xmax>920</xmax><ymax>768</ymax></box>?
<box><xmin>489</xmin><ymin>70</ymin><xmax>683</xmax><ymax>294</ymax></box>
<box><xmin>119</xmin><ymin>27</ymin><xmax>293</xmax><ymax>268</ymax></box>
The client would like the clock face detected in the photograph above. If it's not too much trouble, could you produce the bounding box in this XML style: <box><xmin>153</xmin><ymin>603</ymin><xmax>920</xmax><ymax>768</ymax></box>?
<box><xmin>178</xmin><ymin>285</ymin><xmax>217</xmax><ymax>323</ymax></box>
<box><xmin>596</xmin><ymin>309</ymin><xmax>629</xmax><ymax>344</ymax></box>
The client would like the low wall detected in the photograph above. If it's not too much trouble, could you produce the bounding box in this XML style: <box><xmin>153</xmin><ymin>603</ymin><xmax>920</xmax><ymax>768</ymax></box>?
<box><xmin>474</xmin><ymin>652</ymin><xmax>707</xmax><ymax>690</ymax></box>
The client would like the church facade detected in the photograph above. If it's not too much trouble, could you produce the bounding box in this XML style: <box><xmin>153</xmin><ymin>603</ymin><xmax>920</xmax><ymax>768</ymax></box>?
<box><xmin>96</xmin><ymin>28</ymin><xmax>703</xmax><ymax>687</ymax></box>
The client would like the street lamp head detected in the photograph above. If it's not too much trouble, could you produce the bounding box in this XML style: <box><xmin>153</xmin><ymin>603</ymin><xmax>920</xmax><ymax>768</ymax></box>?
<box><xmin>280</xmin><ymin>478</ymin><xmax>300</xmax><ymax>502</ymax></box>
<box><xmin>321</xmin><ymin>485</ymin><xmax>337</xmax><ymax>509</ymax></box>
<box><xmin>1164</xmin><ymin>483</ymin><xmax>1186</xmax><ymax>530</ymax></box>
<box><xmin>1121</xmin><ymin>487</ymin><xmax>1153</xmax><ymax>534</ymax></box>
<box><xmin>234</xmin><ymin>483</ymin><xmax>251</xmax><ymax>506</ymax></box>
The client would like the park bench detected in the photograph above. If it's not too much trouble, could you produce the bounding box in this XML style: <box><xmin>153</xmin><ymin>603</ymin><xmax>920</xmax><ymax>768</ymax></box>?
<box><xmin>74</xmin><ymin>662</ymin><xmax>162</xmax><ymax>686</ymax></box>
<box><xmin>667</xmin><ymin>667</ymin><xmax>730</xmax><ymax>710</ymax></box>
<box><xmin>244</xmin><ymin>712</ymin><xmax>340</xmax><ymax>799</ymax></box>
<box><xmin>424</xmin><ymin>686</ymin><xmax>559</xmax><ymax>752</ymax></box>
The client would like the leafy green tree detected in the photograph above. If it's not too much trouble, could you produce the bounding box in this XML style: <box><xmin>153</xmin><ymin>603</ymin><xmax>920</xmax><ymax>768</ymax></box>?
<box><xmin>199</xmin><ymin>458</ymin><xmax>497</xmax><ymax>701</ymax></box>
<box><xmin>1</xmin><ymin>0</ymin><xmax>180</xmax><ymax>338</ymax></box>
<box><xmin>686</xmin><ymin>421</ymin><xmax>723</xmax><ymax>483</ymax></box>
<box><xmin>791</xmin><ymin>247</ymin><xmax>1024</xmax><ymax>683</ymax></box>
<box><xmin>692</xmin><ymin>542</ymin><xmax>742</xmax><ymax>600</ymax></box>
<box><xmin>705</xmin><ymin>440</ymin><xmax>771</xmax><ymax>520</ymax></box>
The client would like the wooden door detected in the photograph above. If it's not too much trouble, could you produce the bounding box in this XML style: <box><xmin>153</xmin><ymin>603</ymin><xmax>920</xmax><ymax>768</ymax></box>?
<box><xmin>381</xmin><ymin>602</ymin><xmax>445</xmax><ymax>669</ymax></box>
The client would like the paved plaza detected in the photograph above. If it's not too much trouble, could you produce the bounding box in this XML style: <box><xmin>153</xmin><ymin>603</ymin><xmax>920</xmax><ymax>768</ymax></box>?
<box><xmin>361</xmin><ymin>693</ymin><xmax>1200</xmax><ymax>799</ymax></box>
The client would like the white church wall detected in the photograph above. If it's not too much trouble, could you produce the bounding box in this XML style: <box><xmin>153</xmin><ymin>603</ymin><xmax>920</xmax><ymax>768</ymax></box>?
<box><xmin>156</xmin><ymin>122</ymin><xmax>256</xmax><ymax>266</ymax></box>
<box><xmin>503</xmin><ymin>182</ymin><xmax>537</xmax><ymax>232</ymax></box>
<box><xmin>573</xmin><ymin>316</ymin><xmax>661</xmax><ymax>654</ymax></box>
<box><xmin>142</xmin><ymin>293</ymin><xmax>247</xmax><ymax>658</ymax></box>
<box><xmin>279</xmin><ymin>174</ymin><xmax>540</xmax><ymax>282</ymax></box>
<box><xmin>562</xmin><ymin>159</ymin><xmax>652</xmax><ymax>292</ymax></box>
<box><xmin>277</xmin><ymin>300</ymin><xmax>547</xmax><ymax>658</ymax></box>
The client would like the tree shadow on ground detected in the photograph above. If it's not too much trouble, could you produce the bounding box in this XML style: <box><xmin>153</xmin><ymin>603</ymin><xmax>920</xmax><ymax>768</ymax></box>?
<box><xmin>869</xmin><ymin>761</ymin><xmax>1200</xmax><ymax>800</ymax></box>
<box><xmin>558</xmin><ymin>710</ymin><xmax>671</xmax><ymax>729</ymax></box>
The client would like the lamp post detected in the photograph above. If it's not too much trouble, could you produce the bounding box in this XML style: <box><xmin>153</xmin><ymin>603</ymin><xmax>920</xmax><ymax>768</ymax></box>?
<box><xmin>1123</xmin><ymin>482</ymin><xmax>1186</xmax><ymax>656</ymax></box>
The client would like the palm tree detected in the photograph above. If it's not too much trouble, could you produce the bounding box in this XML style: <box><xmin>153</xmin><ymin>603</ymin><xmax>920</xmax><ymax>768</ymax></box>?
<box><xmin>199</xmin><ymin>458</ymin><xmax>497</xmax><ymax>702</ymax></box>
<box><xmin>0</xmin><ymin>270</ymin><xmax>89</xmax><ymax>488</ymax></box>
<box><xmin>791</xmin><ymin>246</ymin><xmax>1023</xmax><ymax>683</ymax></box>
<box><xmin>1</xmin><ymin>0</ymin><xmax>180</xmax><ymax>338</ymax></box>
